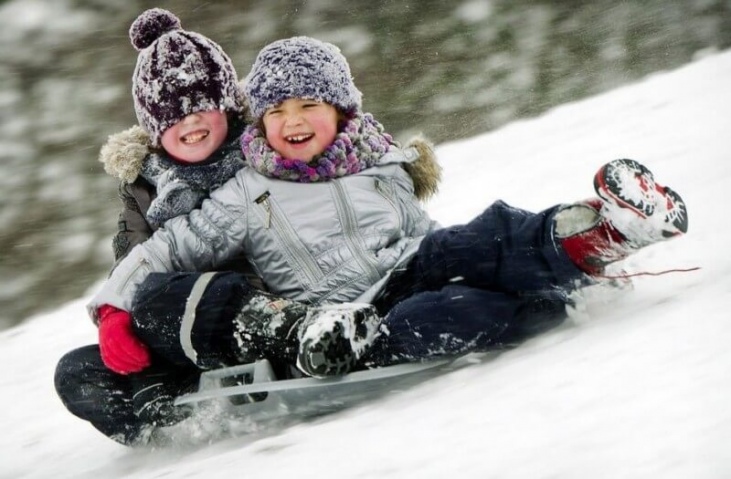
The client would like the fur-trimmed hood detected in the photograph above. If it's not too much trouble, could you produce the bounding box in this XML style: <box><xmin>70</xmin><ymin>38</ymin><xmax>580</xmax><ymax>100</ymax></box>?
<box><xmin>99</xmin><ymin>125</ymin><xmax>153</xmax><ymax>184</ymax></box>
<box><xmin>98</xmin><ymin>125</ymin><xmax>442</xmax><ymax>201</ymax></box>
<box><xmin>403</xmin><ymin>135</ymin><xmax>442</xmax><ymax>201</ymax></box>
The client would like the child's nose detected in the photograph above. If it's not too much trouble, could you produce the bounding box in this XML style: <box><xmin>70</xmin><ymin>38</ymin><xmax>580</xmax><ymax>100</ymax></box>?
<box><xmin>284</xmin><ymin>112</ymin><xmax>304</xmax><ymax>126</ymax></box>
<box><xmin>182</xmin><ymin>112</ymin><xmax>202</xmax><ymax>124</ymax></box>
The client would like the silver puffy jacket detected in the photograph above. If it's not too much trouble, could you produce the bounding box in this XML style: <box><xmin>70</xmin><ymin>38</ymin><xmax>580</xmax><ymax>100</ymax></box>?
<box><xmin>88</xmin><ymin>146</ymin><xmax>438</xmax><ymax>317</ymax></box>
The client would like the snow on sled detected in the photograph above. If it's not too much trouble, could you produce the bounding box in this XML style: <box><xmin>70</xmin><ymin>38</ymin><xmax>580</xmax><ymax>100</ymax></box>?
<box><xmin>174</xmin><ymin>358</ymin><xmax>451</xmax><ymax>425</ymax></box>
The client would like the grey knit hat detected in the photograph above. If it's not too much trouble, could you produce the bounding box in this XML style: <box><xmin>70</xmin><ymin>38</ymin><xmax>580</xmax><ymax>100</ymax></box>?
<box><xmin>129</xmin><ymin>8</ymin><xmax>242</xmax><ymax>146</ymax></box>
<box><xmin>243</xmin><ymin>36</ymin><xmax>362</xmax><ymax>119</ymax></box>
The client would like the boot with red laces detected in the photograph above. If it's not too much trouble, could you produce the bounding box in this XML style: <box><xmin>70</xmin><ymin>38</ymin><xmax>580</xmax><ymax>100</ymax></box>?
<box><xmin>557</xmin><ymin>159</ymin><xmax>688</xmax><ymax>275</ymax></box>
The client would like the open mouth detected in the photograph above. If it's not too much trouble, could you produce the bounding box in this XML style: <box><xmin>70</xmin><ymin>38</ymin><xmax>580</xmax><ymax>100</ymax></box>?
<box><xmin>286</xmin><ymin>133</ymin><xmax>314</xmax><ymax>144</ymax></box>
<box><xmin>181</xmin><ymin>130</ymin><xmax>210</xmax><ymax>144</ymax></box>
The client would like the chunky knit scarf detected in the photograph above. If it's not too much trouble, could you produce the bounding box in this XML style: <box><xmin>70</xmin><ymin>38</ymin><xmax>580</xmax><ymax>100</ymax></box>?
<box><xmin>240</xmin><ymin>112</ymin><xmax>397</xmax><ymax>182</ymax></box>
<box><xmin>140</xmin><ymin>139</ymin><xmax>244</xmax><ymax>228</ymax></box>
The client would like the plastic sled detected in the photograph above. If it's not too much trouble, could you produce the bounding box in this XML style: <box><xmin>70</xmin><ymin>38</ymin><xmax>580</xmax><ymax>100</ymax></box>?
<box><xmin>174</xmin><ymin>358</ymin><xmax>452</xmax><ymax>424</ymax></box>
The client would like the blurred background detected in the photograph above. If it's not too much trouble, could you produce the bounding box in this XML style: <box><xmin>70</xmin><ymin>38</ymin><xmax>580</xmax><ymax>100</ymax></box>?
<box><xmin>1</xmin><ymin>0</ymin><xmax>729</xmax><ymax>330</ymax></box>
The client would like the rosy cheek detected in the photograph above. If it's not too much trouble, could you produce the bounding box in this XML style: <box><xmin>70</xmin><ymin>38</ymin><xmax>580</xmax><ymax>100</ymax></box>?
<box><xmin>160</xmin><ymin>127</ymin><xmax>179</xmax><ymax>150</ymax></box>
<box><xmin>263</xmin><ymin>118</ymin><xmax>279</xmax><ymax>141</ymax></box>
<box><xmin>325</xmin><ymin>126</ymin><xmax>338</xmax><ymax>145</ymax></box>
<box><xmin>265</xmin><ymin>130</ymin><xmax>288</xmax><ymax>155</ymax></box>
<box><xmin>321</xmin><ymin>123</ymin><xmax>338</xmax><ymax>145</ymax></box>
<box><xmin>265</xmin><ymin>130</ymin><xmax>278</xmax><ymax>148</ymax></box>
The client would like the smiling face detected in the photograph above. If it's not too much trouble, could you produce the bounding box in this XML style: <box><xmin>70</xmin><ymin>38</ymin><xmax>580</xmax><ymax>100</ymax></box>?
<box><xmin>262</xmin><ymin>98</ymin><xmax>339</xmax><ymax>162</ymax></box>
<box><xmin>160</xmin><ymin>110</ymin><xmax>229</xmax><ymax>163</ymax></box>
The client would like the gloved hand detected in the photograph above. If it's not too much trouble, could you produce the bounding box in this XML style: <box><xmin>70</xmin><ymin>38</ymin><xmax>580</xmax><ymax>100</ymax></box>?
<box><xmin>146</xmin><ymin>176</ymin><xmax>202</xmax><ymax>228</ymax></box>
<box><xmin>98</xmin><ymin>304</ymin><xmax>151</xmax><ymax>374</ymax></box>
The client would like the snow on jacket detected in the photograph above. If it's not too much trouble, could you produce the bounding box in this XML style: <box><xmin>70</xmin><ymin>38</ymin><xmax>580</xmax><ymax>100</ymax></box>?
<box><xmin>89</xmin><ymin>138</ymin><xmax>442</xmax><ymax>318</ymax></box>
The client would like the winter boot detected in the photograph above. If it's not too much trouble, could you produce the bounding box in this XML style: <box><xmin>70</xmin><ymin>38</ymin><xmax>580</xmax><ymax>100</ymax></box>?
<box><xmin>556</xmin><ymin>158</ymin><xmax>688</xmax><ymax>275</ymax></box>
<box><xmin>594</xmin><ymin>158</ymin><xmax>687</xmax><ymax>243</ymax></box>
<box><xmin>296</xmin><ymin>303</ymin><xmax>382</xmax><ymax>378</ymax></box>
<box><xmin>231</xmin><ymin>291</ymin><xmax>310</xmax><ymax>365</ymax></box>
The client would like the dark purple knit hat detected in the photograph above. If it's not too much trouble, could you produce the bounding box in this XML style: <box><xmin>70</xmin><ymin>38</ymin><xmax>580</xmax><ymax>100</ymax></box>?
<box><xmin>243</xmin><ymin>36</ymin><xmax>363</xmax><ymax>119</ymax></box>
<box><xmin>129</xmin><ymin>8</ymin><xmax>242</xmax><ymax>146</ymax></box>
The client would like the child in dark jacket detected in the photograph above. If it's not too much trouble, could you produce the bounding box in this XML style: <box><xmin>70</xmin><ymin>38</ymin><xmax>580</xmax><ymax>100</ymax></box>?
<box><xmin>53</xmin><ymin>8</ymin><xmax>255</xmax><ymax>447</ymax></box>
<box><xmin>56</xmin><ymin>11</ymin><xmax>440</xmax><ymax>447</ymax></box>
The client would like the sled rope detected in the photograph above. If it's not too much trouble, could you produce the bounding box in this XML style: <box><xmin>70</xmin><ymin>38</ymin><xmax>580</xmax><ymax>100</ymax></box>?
<box><xmin>596</xmin><ymin>266</ymin><xmax>701</xmax><ymax>279</ymax></box>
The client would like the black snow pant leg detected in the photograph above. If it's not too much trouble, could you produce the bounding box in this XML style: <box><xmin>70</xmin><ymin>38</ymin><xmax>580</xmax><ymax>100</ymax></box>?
<box><xmin>54</xmin><ymin>344</ymin><xmax>143</xmax><ymax>446</ymax></box>
<box><xmin>131</xmin><ymin>271</ymin><xmax>257</xmax><ymax>370</ymax></box>
<box><xmin>365</xmin><ymin>285</ymin><xmax>568</xmax><ymax>368</ymax></box>
<box><xmin>401</xmin><ymin>201</ymin><xmax>584</xmax><ymax>295</ymax></box>
<box><xmin>374</xmin><ymin>201</ymin><xmax>583</xmax><ymax>317</ymax></box>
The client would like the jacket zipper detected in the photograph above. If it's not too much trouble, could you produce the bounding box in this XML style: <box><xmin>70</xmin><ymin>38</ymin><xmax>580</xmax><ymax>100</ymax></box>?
<box><xmin>375</xmin><ymin>178</ymin><xmax>402</xmax><ymax>232</ymax></box>
<box><xmin>254</xmin><ymin>192</ymin><xmax>321</xmax><ymax>285</ymax></box>
<box><xmin>255</xmin><ymin>192</ymin><xmax>272</xmax><ymax>229</ymax></box>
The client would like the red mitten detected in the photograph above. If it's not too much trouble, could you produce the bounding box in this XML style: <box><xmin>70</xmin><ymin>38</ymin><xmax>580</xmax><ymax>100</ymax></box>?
<box><xmin>98</xmin><ymin>304</ymin><xmax>151</xmax><ymax>374</ymax></box>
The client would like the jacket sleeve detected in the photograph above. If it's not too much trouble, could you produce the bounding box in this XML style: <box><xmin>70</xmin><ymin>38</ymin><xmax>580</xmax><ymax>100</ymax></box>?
<box><xmin>111</xmin><ymin>180</ymin><xmax>154</xmax><ymax>269</ymax></box>
<box><xmin>88</xmin><ymin>173</ymin><xmax>250</xmax><ymax>318</ymax></box>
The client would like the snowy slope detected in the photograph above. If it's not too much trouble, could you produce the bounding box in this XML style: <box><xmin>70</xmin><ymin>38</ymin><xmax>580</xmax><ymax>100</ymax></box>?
<box><xmin>3</xmin><ymin>49</ymin><xmax>730</xmax><ymax>479</ymax></box>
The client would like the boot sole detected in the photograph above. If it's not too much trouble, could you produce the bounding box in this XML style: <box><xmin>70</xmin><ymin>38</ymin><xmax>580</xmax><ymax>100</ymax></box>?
<box><xmin>297</xmin><ymin>322</ymin><xmax>357</xmax><ymax>378</ymax></box>
<box><xmin>297</xmin><ymin>305</ymin><xmax>380</xmax><ymax>378</ymax></box>
<box><xmin>594</xmin><ymin>159</ymin><xmax>688</xmax><ymax>236</ymax></box>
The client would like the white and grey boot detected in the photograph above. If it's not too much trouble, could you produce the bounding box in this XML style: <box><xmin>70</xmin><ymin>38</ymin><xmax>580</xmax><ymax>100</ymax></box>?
<box><xmin>594</xmin><ymin>158</ymin><xmax>688</xmax><ymax>244</ymax></box>
<box><xmin>296</xmin><ymin>303</ymin><xmax>382</xmax><ymax>378</ymax></box>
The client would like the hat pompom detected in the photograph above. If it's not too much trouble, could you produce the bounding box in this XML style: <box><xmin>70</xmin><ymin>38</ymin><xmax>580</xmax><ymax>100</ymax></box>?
<box><xmin>129</xmin><ymin>8</ymin><xmax>181</xmax><ymax>51</ymax></box>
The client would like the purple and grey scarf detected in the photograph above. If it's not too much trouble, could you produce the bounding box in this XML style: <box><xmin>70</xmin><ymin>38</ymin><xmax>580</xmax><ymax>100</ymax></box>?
<box><xmin>240</xmin><ymin>112</ymin><xmax>397</xmax><ymax>182</ymax></box>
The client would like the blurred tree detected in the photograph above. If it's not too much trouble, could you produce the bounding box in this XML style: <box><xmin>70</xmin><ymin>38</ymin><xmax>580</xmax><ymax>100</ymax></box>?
<box><xmin>0</xmin><ymin>0</ymin><xmax>729</xmax><ymax>328</ymax></box>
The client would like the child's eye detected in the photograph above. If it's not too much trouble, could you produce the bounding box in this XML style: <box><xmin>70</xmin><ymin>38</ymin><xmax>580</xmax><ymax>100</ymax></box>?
<box><xmin>265</xmin><ymin>109</ymin><xmax>282</xmax><ymax>116</ymax></box>
<box><xmin>303</xmin><ymin>102</ymin><xmax>320</xmax><ymax>109</ymax></box>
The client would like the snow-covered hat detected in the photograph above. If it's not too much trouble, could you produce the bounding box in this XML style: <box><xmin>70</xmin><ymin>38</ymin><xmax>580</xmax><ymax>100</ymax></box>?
<box><xmin>243</xmin><ymin>36</ymin><xmax>362</xmax><ymax>119</ymax></box>
<box><xmin>129</xmin><ymin>8</ymin><xmax>242</xmax><ymax>146</ymax></box>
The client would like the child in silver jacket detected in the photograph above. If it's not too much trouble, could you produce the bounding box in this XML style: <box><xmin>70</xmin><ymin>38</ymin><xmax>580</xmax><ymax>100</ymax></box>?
<box><xmin>89</xmin><ymin>36</ymin><xmax>688</xmax><ymax>391</ymax></box>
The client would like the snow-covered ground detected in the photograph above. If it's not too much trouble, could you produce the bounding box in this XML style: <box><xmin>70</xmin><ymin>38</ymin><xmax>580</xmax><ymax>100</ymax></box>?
<box><xmin>3</xmin><ymin>49</ymin><xmax>730</xmax><ymax>479</ymax></box>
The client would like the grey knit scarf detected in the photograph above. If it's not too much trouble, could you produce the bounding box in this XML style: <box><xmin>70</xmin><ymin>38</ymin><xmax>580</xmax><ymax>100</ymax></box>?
<box><xmin>240</xmin><ymin>112</ymin><xmax>397</xmax><ymax>182</ymax></box>
<box><xmin>140</xmin><ymin>139</ymin><xmax>244</xmax><ymax>228</ymax></box>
